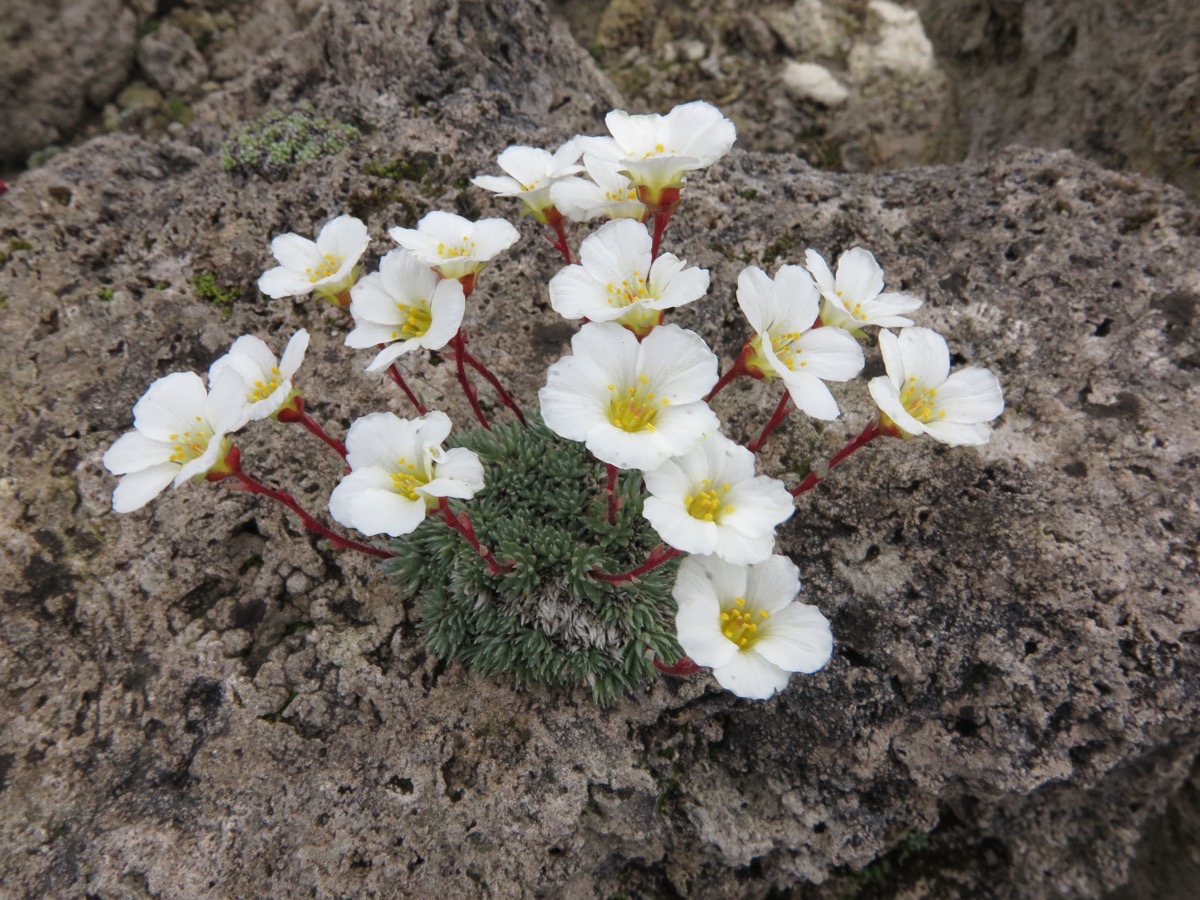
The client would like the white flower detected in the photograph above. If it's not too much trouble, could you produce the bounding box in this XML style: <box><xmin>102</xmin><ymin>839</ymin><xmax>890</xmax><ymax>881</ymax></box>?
<box><xmin>737</xmin><ymin>264</ymin><xmax>864</xmax><ymax>420</ymax></box>
<box><xmin>549</xmin><ymin>154</ymin><xmax>647</xmax><ymax>223</ymax></box>
<box><xmin>643</xmin><ymin>433</ymin><xmax>794</xmax><ymax>564</ymax></box>
<box><xmin>345</xmin><ymin>249</ymin><xmax>466</xmax><ymax>371</ymax></box>
<box><xmin>575</xmin><ymin>101</ymin><xmax>737</xmax><ymax>203</ymax></box>
<box><xmin>868</xmin><ymin>328</ymin><xmax>1004</xmax><ymax>446</ymax></box>
<box><xmin>103</xmin><ymin>370</ymin><xmax>249</xmax><ymax>513</ymax></box>
<box><xmin>257</xmin><ymin>215</ymin><xmax>369</xmax><ymax>303</ymax></box>
<box><xmin>805</xmin><ymin>247</ymin><xmax>923</xmax><ymax>331</ymax></box>
<box><xmin>388</xmin><ymin>211</ymin><xmax>520</xmax><ymax>281</ymax></box>
<box><xmin>548</xmin><ymin>219</ymin><xmax>709</xmax><ymax>334</ymax></box>
<box><xmin>209</xmin><ymin>329</ymin><xmax>309</xmax><ymax>421</ymax></box>
<box><xmin>673</xmin><ymin>554</ymin><xmax>833</xmax><ymax>700</ymax></box>
<box><xmin>471</xmin><ymin>141</ymin><xmax>583</xmax><ymax>222</ymax></box>
<box><xmin>328</xmin><ymin>411</ymin><xmax>484</xmax><ymax>538</ymax></box>
<box><xmin>539</xmin><ymin>322</ymin><xmax>719</xmax><ymax>471</ymax></box>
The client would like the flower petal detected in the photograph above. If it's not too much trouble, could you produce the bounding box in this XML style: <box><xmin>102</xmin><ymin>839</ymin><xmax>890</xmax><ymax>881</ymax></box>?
<box><xmin>258</xmin><ymin>267</ymin><xmax>315</xmax><ymax>298</ymax></box>
<box><xmin>804</xmin><ymin>249</ymin><xmax>836</xmax><ymax>298</ymax></box>
<box><xmin>793</xmin><ymin>327</ymin><xmax>864</xmax><ymax>382</ymax></box>
<box><xmin>344</xmin><ymin>412</ymin><xmax>420</xmax><ymax>472</ymax></box>
<box><xmin>755</xmin><ymin>602</ymin><xmax>833</xmax><ymax>674</ymax></box>
<box><xmin>132</xmin><ymin>372</ymin><xmax>208</xmax><ymax>441</ymax></box>
<box><xmin>922</xmin><ymin>419</ymin><xmax>993</xmax><ymax>446</ymax></box>
<box><xmin>934</xmin><ymin>367</ymin><xmax>1005</xmax><ymax>423</ymax></box>
<box><xmin>104</xmin><ymin>431</ymin><xmax>173</xmax><ymax>475</ymax></box>
<box><xmin>868</xmin><ymin>376</ymin><xmax>926</xmax><ymax>436</ymax></box>
<box><xmin>643</xmin><ymin>496</ymin><xmax>719</xmax><ymax>555</ymax></box>
<box><xmin>112</xmin><ymin>463</ymin><xmax>179</xmax><ymax>513</ymax></box>
<box><xmin>744</xmin><ymin>554</ymin><xmax>802</xmax><ymax>613</ymax></box>
<box><xmin>317</xmin><ymin>215</ymin><xmax>369</xmax><ymax>264</ymax></box>
<box><xmin>278</xmin><ymin>330</ymin><xmax>310</xmax><ymax>380</ymax></box>
<box><xmin>427</xmin><ymin>447</ymin><xmax>484</xmax><ymax>498</ymax></box>
<box><xmin>898</xmin><ymin>327</ymin><xmax>950</xmax><ymax>389</ymax></box>
<box><xmin>329</xmin><ymin>468</ymin><xmax>426</xmax><ymax>537</ymax></box>
<box><xmin>712</xmin><ymin>651</ymin><xmax>791</xmax><ymax>699</ymax></box>
<box><xmin>665</xmin><ymin>100</ymin><xmax>737</xmax><ymax>165</ymax></box>
<box><xmin>270</xmin><ymin>233</ymin><xmax>323</xmax><ymax>271</ymax></box>
<box><xmin>778</xmin><ymin>368</ymin><xmax>842</xmax><ymax>420</ymax></box>
<box><xmin>835</xmin><ymin>247</ymin><xmax>884</xmax><ymax>302</ymax></box>
<box><xmin>549</xmin><ymin>266</ymin><xmax>608</xmax><ymax>320</ymax></box>
<box><xmin>638</xmin><ymin>324</ymin><xmax>719</xmax><ymax>402</ymax></box>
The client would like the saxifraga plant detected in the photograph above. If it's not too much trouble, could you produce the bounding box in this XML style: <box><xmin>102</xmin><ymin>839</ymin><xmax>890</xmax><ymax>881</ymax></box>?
<box><xmin>387</xmin><ymin>417</ymin><xmax>681</xmax><ymax>706</ymax></box>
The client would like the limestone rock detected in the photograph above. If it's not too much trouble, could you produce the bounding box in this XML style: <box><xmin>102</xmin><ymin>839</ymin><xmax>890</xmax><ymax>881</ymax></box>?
<box><xmin>0</xmin><ymin>0</ymin><xmax>137</xmax><ymax>166</ymax></box>
<box><xmin>1</xmin><ymin>0</ymin><xmax>1198</xmax><ymax>896</ymax></box>
<box><xmin>848</xmin><ymin>0</ymin><xmax>938</xmax><ymax>79</ymax></box>
<box><xmin>917</xmin><ymin>0</ymin><xmax>1200</xmax><ymax>198</ymax></box>
<box><xmin>137</xmin><ymin>22</ymin><xmax>209</xmax><ymax>96</ymax></box>
<box><xmin>781</xmin><ymin>60</ymin><xmax>851</xmax><ymax>107</ymax></box>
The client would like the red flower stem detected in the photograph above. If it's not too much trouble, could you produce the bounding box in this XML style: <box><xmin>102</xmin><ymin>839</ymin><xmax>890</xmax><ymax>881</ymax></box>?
<box><xmin>385</xmin><ymin>363</ymin><xmax>428</xmax><ymax>415</ymax></box>
<box><xmin>450</xmin><ymin>332</ymin><xmax>491</xmax><ymax>430</ymax></box>
<box><xmin>604</xmin><ymin>463</ymin><xmax>621</xmax><ymax>524</ymax></box>
<box><xmin>791</xmin><ymin>420</ymin><xmax>883</xmax><ymax>497</ymax></box>
<box><xmin>438</xmin><ymin>498</ymin><xmax>514</xmax><ymax>575</ymax></box>
<box><xmin>462</xmin><ymin>346</ymin><xmax>527</xmax><ymax>425</ymax></box>
<box><xmin>653</xmin><ymin>656</ymin><xmax>701</xmax><ymax>676</ymax></box>
<box><xmin>590</xmin><ymin>545</ymin><xmax>681</xmax><ymax>585</ymax></box>
<box><xmin>650</xmin><ymin>210</ymin><xmax>671</xmax><ymax>260</ymax></box>
<box><xmin>546</xmin><ymin>213</ymin><xmax>573</xmax><ymax>264</ymax></box>
<box><xmin>222</xmin><ymin>447</ymin><xmax>395</xmax><ymax>559</ymax></box>
<box><xmin>748</xmin><ymin>390</ymin><xmax>793</xmax><ymax>454</ymax></box>
<box><xmin>293</xmin><ymin>410</ymin><xmax>348</xmax><ymax>459</ymax></box>
<box><xmin>705</xmin><ymin>344</ymin><xmax>753</xmax><ymax>402</ymax></box>
<box><xmin>276</xmin><ymin>397</ymin><xmax>347</xmax><ymax>460</ymax></box>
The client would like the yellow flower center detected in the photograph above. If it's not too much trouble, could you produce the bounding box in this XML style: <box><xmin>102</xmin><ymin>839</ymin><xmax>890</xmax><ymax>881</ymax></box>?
<box><xmin>604</xmin><ymin>271</ymin><xmax>650</xmax><ymax>308</ymax></box>
<box><xmin>248</xmin><ymin>366</ymin><xmax>282</xmax><ymax>402</ymax></box>
<box><xmin>391</xmin><ymin>303</ymin><xmax>432</xmax><ymax>340</ymax></box>
<box><xmin>607</xmin><ymin>374</ymin><xmax>669</xmax><ymax>432</ymax></box>
<box><xmin>389</xmin><ymin>456</ymin><xmax>430</xmax><ymax>500</ymax></box>
<box><xmin>305</xmin><ymin>253</ymin><xmax>344</xmax><ymax>283</ymax></box>
<box><xmin>437</xmin><ymin>236</ymin><xmax>477</xmax><ymax>259</ymax></box>
<box><xmin>901</xmin><ymin>377</ymin><xmax>944</xmax><ymax>422</ymax></box>
<box><xmin>745</xmin><ymin>331</ymin><xmax>808</xmax><ymax>377</ymax></box>
<box><xmin>641</xmin><ymin>142</ymin><xmax>676</xmax><ymax>158</ymax></box>
<box><xmin>685</xmin><ymin>479</ymin><xmax>732</xmax><ymax>522</ymax></box>
<box><xmin>720</xmin><ymin>597</ymin><xmax>770</xmax><ymax>650</ymax></box>
<box><xmin>167</xmin><ymin>416</ymin><xmax>214</xmax><ymax>464</ymax></box>
<box><xmin>604</xmin><ymin>187</ymin><xmax>639</xmax><ymax>202</ymax></box>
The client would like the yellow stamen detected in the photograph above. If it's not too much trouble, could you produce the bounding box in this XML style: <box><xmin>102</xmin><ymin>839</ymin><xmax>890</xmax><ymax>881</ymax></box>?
<box><xmin>721</xmin><ymin>597</ymin><xmax>768</xmax><ymax>650</ymax></box>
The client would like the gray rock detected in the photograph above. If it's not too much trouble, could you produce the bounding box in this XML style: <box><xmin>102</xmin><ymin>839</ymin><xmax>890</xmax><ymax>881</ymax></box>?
<box><xmin>1</xmin><ymin>0</ymin><xmax>1198</xmax><ymax>896</ymax></box>
<box><xmin>918</xmin><ymin>0</ymin><xmax>1200</xmax><ymax>198</ymax></box>
<box><xmin>781</xmin><ymin>60</ymin><xmax>851</xmax><ymax>107</ymax></box>
<box><xmin>137</xmin><ymin>22</ymin><xmax>208</xmax><ymax>96</ymax></box>
<box><xmin>0</xmin><ymin>0</ymin><xmax>137</xmax><ymax>167</ymax></box>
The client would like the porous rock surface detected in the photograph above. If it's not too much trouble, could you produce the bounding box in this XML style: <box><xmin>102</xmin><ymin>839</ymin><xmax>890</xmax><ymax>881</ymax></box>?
<box><xmin>2</xmin><ymin>0</ymin><xmax>1199</xmax><ymax>896</ymax></box>
<box><xmin>916</xmin><ymin>0</ymin><xmax>1200</xmax><ymax>199</ymax></box>
<box><xmin>0</xmin><ymin>0</ymin><xmax>138</xmax><ymax>167</ymax></box>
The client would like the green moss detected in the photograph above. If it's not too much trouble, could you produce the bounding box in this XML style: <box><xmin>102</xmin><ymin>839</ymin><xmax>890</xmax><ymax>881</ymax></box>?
<box><xmin>191</xmin><ymin>271</ymin><xmax>239</xmax><ymax>312</ymax></box>
<box><xmin>0</xmin><ymin>295</ymin><xmax>8</xmax><ymax>310</ymax></box>
<box><xmin>762</xmin><ymin>233</ymin><xmax>796</xmax><ymax>266</ymax></box>
<box><xmin>8</xmin><ymin>238</ymin><xmax>33</xmax><ymax>252</ymax></box>
<box><xmin>165</xmin><ymin>96</ymin><xmax>195</xmax><ymax>126</ymax></box>
<box><xmin>387</xmin><ymin>418</ymin><xmax>683</xmax><ymax>706</ymax></box>
<box><xmin>221</xmin><ymin>104</ymin><xmax>359</xmax><ymax>179</ymax></box>
<box><xmin>363</xmin><ymin>157</ymin><xmax>430</xmax><ymax>182</ymax></box>
<box><xmin>26</xmin><ymin>146</ymin><xmax>62</xmax><ymax>168</ymax></box>
<box><xmin>841</xmin><ymin>830</ymin><xmax>934</xmax><ymax>898</ymax></box>
<box><xmin>98</xmin><ymin>287</ymin><xmax>114</xmax><ymax>302</ymax></box>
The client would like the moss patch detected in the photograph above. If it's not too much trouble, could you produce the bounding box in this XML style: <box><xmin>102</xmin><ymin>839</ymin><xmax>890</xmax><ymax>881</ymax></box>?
<box><xmin>221</xmin><ymin>104</ymin><xmax>360</xmax><ymax>179</ymax></box>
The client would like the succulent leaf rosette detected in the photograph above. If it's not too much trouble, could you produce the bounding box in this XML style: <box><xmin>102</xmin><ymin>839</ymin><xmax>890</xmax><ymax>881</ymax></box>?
<box><xmin>104</xmin><ymin>101</ymin><xmax>1005</xmax><ymax>705</ymax></box>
